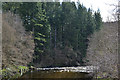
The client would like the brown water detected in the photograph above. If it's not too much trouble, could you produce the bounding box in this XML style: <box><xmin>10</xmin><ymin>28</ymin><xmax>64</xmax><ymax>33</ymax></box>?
<box><xmin>20</xmin><ymin>67</ymin><xmax>92</xmax><ymax>79</ymax></box>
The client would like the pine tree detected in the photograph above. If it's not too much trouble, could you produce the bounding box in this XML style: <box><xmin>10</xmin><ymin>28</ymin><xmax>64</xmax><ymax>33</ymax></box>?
<box><xmin>86</xmin><ymin>8</ymin><xmax>95</xmax><ymax>35</ymax></box>
<box><xmin>32</xmin><ymin>3</ymin><xmax>50</xmax><ymax>61</ymax></box>
<box><xmin>18</xmin><ymin>2</ymin><xmax>38</xmax><ymax>31</ymax></box>
<box><xmin>94</xmin><ymin>9</ymin><xmax>102</xmax><ymax>31</ymax></box>
<box><xmin>2</xmin><ymin>2</ymin><xmax>22</xmax><ymax>13</ymax></box>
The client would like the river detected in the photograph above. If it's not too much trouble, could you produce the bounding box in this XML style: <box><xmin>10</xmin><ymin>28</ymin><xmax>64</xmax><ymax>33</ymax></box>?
<box><xmin>18</xmin><ymin>66</ymin><xmax>95</xmax><ymax>79</ymax></box>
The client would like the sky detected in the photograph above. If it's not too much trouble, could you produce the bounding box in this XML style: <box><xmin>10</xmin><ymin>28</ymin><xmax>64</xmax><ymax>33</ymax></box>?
<box><xmin>63</xmin><ymin>0</ymin><xmax>118</xmax><ymax>22</ymax></box>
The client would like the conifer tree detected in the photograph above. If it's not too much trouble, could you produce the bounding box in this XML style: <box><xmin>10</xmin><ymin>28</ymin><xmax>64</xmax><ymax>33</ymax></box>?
<box><xmin>94</xmin><ymin>9</ymin><xmax>102</xmax><ymax>31</ymax></box>
<box><xmin>32</xmin><ymin>3</ymin><xmax>50</xmax><ymax>61</ymax></box>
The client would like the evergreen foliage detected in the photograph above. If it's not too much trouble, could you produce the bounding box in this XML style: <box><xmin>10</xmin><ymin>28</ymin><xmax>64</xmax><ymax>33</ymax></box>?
<box><xmin>32</xmin><ymin>3</ymin><xmax>50</xmax><ymax>62</ymax></box>
<box><xmin>94</xmin><ymin>9</ymin><xmax>102</xmax><ymax>31</ymax></box>
<box><xmin>3</xmin><ymin>2</ymin><xmax>102</xmax><ymax>65</ymax></box>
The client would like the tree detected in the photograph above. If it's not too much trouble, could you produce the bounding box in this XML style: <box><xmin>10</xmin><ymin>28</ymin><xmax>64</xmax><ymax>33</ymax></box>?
<box><xmin>2</xmin><ymin>2</ymin><xmax>22</xmax><ymax>13</ymax></box>
<box><xmin>18</xmin><ymin>2</ymin><xmax>38</xmax><ymax>31</ymax></box>
<box><xmin>32</xmin><ymin>2</ymin><xmax>50</xmax><ymax>62</ymax></box>
<box><xmin>86</xmin><ymin>8</ymin><xmax>95</xmax><ymax>35</ymax></box>
<box><xmin>84</xmin><ymin>22</ymin><xmax>118</xmax><ymax>78</ymax></box>
<box><xmin>94</xmin><ymin>9</ymin><xmax>102</xmax><ymax>31</ymax></box>
<box><xmin>2</xmin><ymin>2</ymin><xmax>103</xmax><ymax>66</ymax></box>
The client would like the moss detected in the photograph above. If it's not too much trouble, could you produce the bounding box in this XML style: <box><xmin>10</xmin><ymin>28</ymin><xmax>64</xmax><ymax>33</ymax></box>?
<box><xmin>18</xmin><ymin>66</ymin><xmax>28</xmax><ymax>70</ymax></box>
<box><xmin>0</xmin><ymin>68</ymin><xmax>9</xmax><ymax>79</ymax></box>
<box><xmin>1</xmin><ymin>65</ymin><xmax>29</xmax><ymax>79</ymax></box>
<box><xmin>97</xmin><ymin>76</ymin><xmax>101</xmax><ymax>78</ymax></box>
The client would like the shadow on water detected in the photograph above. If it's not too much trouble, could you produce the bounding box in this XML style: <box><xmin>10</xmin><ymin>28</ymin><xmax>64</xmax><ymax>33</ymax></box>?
<box><xmin>18</xmin><ymin>68</ymin><xmax>93</xmax><ymax>80</ymax></box>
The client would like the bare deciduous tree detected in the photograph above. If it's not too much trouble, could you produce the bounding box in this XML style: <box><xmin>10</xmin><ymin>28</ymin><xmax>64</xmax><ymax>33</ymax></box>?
<box><xmin>84</xmin><ymin>22</ymin><xmax>118</xmax><ymax>78</ymax></box>
<box><xmin>106</xmin><ymin>0</ymin><xmax>120</xmax><ymax>21</ymax></box>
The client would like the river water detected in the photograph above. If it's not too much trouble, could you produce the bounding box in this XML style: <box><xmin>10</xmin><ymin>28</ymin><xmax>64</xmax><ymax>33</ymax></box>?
<box><xmin>19</xmin><ymin>67</ymin><xmax>94</xmax><ymax>79</ymax></box>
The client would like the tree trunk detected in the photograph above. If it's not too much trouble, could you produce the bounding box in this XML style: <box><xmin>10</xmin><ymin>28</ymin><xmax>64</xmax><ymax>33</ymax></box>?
<box><xmin>55</xmin><ymin>26</ymin><xmax>56</xmax><ymax>49</ymax></box>
<box><xmin>50</xmin><ymin>30</ymin><xmax>52</xmax><ymax>49</ymax></box>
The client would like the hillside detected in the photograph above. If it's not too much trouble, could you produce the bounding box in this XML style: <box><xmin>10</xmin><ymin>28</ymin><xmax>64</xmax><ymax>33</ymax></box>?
<box><xmin>1</xmin><ymin>2</ymin><xmax>104</xmax><ymax>79</ymax></box>
<box><xmin>85</xmin><ymin>22</ymin><xmax>118</xmax><ymax>78</ymax></box>
<box><xmin>2</xmin><ymin>12</ymin><xmax>34</xmax><ymax>77</ymax></box>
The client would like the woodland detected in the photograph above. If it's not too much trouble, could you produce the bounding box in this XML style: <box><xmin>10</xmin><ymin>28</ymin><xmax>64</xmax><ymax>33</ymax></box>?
<box><xmin>3</xmin><ymin>2</ymin><xmax>118</xmax><ymax>79</ymax></box>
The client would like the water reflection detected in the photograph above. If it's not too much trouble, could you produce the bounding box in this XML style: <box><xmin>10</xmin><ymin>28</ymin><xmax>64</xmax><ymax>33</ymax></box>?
<box><xmin>20</xmin><ymin>69</ymin><xmax>92</xmax><ymax>79</ymax></box>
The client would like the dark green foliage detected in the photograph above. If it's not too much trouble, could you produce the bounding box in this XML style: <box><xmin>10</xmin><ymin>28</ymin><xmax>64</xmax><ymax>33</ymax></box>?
<box><xmin>2</xmin><ymin>2</ymin><xmax>22</xmax><ymax>13</ymax></box>
<box><xmin>18</xmin><ymin>2</ymin><xmax>38</xmax><ymax>31</ymax></box>
<box><xmin>33</xmin><ymin>2</ymin><xmax>50</xmax><ymax>54</ymax></box>
<box><xmin>94</xmin><ymin>9</ymin><xmax>102</xmax><ymax>31</ymax></box>
<box><xmin>2</xmin><ymin>2</ymin><xmax>102</xmax><ymax>65</ymax></box>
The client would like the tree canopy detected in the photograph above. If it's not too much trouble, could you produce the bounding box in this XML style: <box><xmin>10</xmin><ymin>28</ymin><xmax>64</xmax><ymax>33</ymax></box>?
<box><xmin>3</xmin><ymin>2</ymin><xmax>102</xmax><ymax>65</ymax></box>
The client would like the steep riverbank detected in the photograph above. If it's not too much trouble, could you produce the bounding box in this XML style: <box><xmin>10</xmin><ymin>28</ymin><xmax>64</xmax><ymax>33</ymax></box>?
<box><xmin>85</xmin><ymin>22</ymin><xmax>118</xmax><ymax>78</ymax></box>
<box><xmin>2</xmin><ymin>11</ymin><xmax>118</xmax><ymax>79</ymax></box>
<box><xmin>2</xmin><ymin>12</ymin><xmax>34</xmax><ymax>78</ymax></box>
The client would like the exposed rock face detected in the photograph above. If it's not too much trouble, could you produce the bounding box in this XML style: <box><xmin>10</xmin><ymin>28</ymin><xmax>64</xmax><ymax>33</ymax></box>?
<box><xmin>84</xmin><ymin>22</ymin><xmax>118</xmax><ymax>78</ymax></box>
<box><xmin>2</xmin><ymin>12</ymin><xmax>34</xmax><ymax>68</ymax></box>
